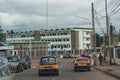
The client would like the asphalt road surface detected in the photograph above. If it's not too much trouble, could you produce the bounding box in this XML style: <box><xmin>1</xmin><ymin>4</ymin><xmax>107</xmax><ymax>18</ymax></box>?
<box><xmin>12</xmin><ymin>59</ymin><xmax>119</xmax><ymax>80</ymax></box>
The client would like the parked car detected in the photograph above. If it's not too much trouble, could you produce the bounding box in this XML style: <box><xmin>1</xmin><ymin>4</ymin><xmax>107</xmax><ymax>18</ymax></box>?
<box><xmin>0</xmin><ymin>57</ymin><xmax>10</xmax><ymax>77</ymax></box>
<box><xmin>7</xmin><ymin>56</ymin><xmax>24</xmax><ymax>73</ymax></box>
<box><xmin>21</xmin><ymin>56</ymin><xmax>31</xmax><ymax>69</ymax></box>
<box><xmin>63</xmin><ymin>54</ymin><xmax>72</xmax><ymax>59</ymax></box>
<box><xmin>38</xmin><ymin>56</ymin><xmax>59</xmax><ymax>76</ymax></box>
<box><xmin>73</xmin><ymin>57</ymin><xmax>91</xmax><ymax>71</ymax></box>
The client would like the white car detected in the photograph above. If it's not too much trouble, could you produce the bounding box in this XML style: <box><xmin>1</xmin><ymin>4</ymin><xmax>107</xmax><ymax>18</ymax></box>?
<box><xmin>0</xmin><ymin>57</ymin><xmax>11</xmax><ymax>77</ymax></box>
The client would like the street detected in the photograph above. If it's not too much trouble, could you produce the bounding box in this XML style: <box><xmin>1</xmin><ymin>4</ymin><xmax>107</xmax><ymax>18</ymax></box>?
<box><xmin>12</xmin><ymin>59</ymin><xmax>119</xmax><ymax>80</ymax></box>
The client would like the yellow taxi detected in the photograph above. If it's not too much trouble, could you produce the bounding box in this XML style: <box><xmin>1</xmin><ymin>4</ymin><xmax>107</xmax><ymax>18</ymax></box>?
<box><xmin>73</xmin><ymin>57</ymin><xmax>91</xmax><ymax>71</ymax></box>
<box><xmin>38</xmin><ymin>56</ymin><xmax>59</xmax><ymax>76</ymax></box>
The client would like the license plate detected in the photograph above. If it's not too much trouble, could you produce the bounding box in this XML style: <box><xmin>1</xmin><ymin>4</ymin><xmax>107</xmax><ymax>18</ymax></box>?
<box><xmin>79</xmin><ymin>63</ymin><xmax>86</xmax><ymax>66</ymax></box>
<box><xmin>45</xmin><ymin>66</ymin><xmax>52</xmax><ymax>69</ymax></box>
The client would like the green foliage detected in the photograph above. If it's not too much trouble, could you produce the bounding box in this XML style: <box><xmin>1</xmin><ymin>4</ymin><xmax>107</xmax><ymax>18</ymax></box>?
<box><xmin>0</xmin><ymin>33</ymin><xmax>4</xmax><ymax>38</ymax></box>
<box><xmin>0</xmin><ymin>27</ymin><xmax>4</xmax><ymax>39</ymax></box>
<box><xmin>96</xmin><ymin>33</ymin><xmax>103</xmax><ymax>47</ymax></box>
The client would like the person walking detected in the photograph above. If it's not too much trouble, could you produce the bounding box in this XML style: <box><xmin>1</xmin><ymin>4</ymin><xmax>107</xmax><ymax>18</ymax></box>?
<box><xmin>98</xmin><ymin>53</ymin><xmax>103</xmax><ymax>66</ymax></box>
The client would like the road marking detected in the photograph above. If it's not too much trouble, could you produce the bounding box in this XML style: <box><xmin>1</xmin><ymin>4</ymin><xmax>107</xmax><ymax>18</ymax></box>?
<box><xmin>52</xmin><ymin>77</ymin><xmax>57</xmax><ymax>80</ymax></box>
<box><xmin>52</xmin><ymin>59</ymin><xmax>70</xmax><ymax>80</ymax></box>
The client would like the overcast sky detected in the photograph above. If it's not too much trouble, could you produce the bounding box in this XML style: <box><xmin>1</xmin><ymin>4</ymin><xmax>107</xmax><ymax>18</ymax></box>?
<box><xmin>0</xmin><ymin>0</ymin><xmax>119</xmax><ymax>34</ymax></box>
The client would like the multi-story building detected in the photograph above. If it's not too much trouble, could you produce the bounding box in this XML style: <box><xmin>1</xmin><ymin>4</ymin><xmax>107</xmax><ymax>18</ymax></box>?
<box><xmin>6</xmin><ymin>27</ymin><xmax>93</xmax><ymax>56</ymax></box>
<box><xmin>40</xmin><ymin>27</ymin><xmax>92</xmax><ymax>54</ymax></box>
<box><xmin>5</xmin><ymin>30</ymin><xmax>49</xmax><ymax>58</ymax></box>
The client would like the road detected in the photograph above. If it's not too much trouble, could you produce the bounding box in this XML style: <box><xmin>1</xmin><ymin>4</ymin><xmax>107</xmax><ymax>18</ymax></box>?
<box><xmin>12</xmin><ymin>58</ymin><xmax>119</xmax><ymax>80</ymax></box>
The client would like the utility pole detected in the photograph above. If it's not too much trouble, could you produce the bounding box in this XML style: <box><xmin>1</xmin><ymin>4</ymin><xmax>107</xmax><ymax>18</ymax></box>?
<box><xmin>91</xmin><ymin>2</ymin><xmax>96</xmax><ymax>53</ymax></box>
<box><xmin>119</xmin><ymin>29</ymin><xmax>120</xmax><ymax>42</ymax></box>
<box><xmin>105</xmin><ymin>0</ymin><xmax>112</xmax><ymax>65</ymax></box>
<box><xmin>91</xmin><ymin>2</ymin><xmax>97</xmax><ymax>66</ymax></box>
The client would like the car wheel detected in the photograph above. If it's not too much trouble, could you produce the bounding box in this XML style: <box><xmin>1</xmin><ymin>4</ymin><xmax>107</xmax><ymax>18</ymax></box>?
<box><xmin>16</xmin><ymin>65</ymin><xmax>22</xmax><ymax>72</ymax></box>
<box><xmin>38</xmin><ymin>71</ymin><xmax>41</xmax><ymax>76</ymax></box>
<box><xmin>88</xmin><ymin>68</ymin><xmax>91</xmax><ymax>71</ymax></box>
<box><xmin>29</xmin><ymin>65</ymin><xmax>31</xmax><ymax>69</ymax></box>
<box><xmin>2</xmin><ymin>70</ymin><xmax>5</xmax><ymax>76</ymax></box>
<box><xmin>74</xmin><ymin>68</ymin><xmax>77</xmax><ymax>72</ymax></box>
<box><xmin>7</xmin><ymin>69</ymin><xmax>11</xmax><ymax>75</ymax></box>
<box><xmin>55</xmin><ymin>72</ymin><xmax>59</xmax><ymax>76</ymax></box>
<box><xmin>21</xmin><ymin>65</ymin><xmax>24</xmax><ymax>71</ymax></box>
<box><xmin>24</xmin><ymin>65</ymin><xmax>27</xmax><ymax>69</ymax></box>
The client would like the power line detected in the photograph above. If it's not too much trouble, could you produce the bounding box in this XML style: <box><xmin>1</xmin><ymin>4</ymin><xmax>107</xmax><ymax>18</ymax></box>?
<box><xmin>94</xmin><ymin>10</ymin><xmax>106</xmax><ymax>20</ymax></box>
<box><xmin>110</xmin><ymin>7</ymin><xmax>120</xmax><ymax>16</ymax></box>
<box><xmin>109</xmin><ymin>1</ymin><xmax>120</xmax><ymax>15</ymax></box>
<box><xmin>94</xmin><ymin>10</ymin><xmax>105</xmax><ymax>18</ymax></box>
<box><xmin>94</xmin><ymin>10</ymin><xmax>105</xmax><ymax>34</ymax></box>
<box><xmin>109</xmin><ymin>2</ymin><xmax>120</xmax><ymax>16</ymax></box>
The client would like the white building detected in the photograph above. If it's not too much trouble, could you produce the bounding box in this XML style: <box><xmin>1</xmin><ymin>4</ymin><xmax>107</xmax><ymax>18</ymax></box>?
<box><xmin>40</xmin><ymin>27</ymin><xmax>93</xmax><ymax>54</ymax></box>
<box><xmin>6</xmin><ymin>27</ymin><xmax>93</xmax><ymax>55</ymax></box>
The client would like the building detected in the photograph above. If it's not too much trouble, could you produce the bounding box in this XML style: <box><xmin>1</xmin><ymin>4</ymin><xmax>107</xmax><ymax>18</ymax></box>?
<box><xmin>5</xmin><ymin>27</ymin><xmax>93</xmax><ymax>56</ymax></box>
<box><xmin>0</xmin><ymin>42</ymin><xmax>14</xmax><ymax>57</ymax></box>
<box><xmin>8</xmin><ymin>41</ymin><xmax>49</xmax><ymax>59</ymax></box>
<box><xmin>5</xmin><ymin>30</ymin><xmax>49</xmax><ymax>58</ymax></box>
<box><xmin>40</xmin><ymin>27</ymin><xmax>93</xmax><ymax>55</ymax></box>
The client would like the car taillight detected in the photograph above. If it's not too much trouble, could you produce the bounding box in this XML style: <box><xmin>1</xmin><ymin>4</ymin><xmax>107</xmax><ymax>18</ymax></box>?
<box><xmin>87</xmin><ymin>63</ymin><xmax>90</xmax><ymax>65</ymax></box>
<box><xmin>74</xmin><ymin>63</ymin><xmax>78</xmax><ymax>66</ymax></box>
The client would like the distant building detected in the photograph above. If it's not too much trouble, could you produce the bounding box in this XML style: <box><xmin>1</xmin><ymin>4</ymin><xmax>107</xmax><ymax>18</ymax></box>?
<box><xmin>5</xmin><ymin>27</ymin><xmax>93</xmax><ymax>56</ymax></box>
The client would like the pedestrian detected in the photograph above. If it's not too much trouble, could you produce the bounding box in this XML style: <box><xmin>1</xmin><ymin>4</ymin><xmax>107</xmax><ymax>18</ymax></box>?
<box><xmin>98</xmin><ymin>53</ymin><xmax>103</xmax><ymax>66</ymax></box>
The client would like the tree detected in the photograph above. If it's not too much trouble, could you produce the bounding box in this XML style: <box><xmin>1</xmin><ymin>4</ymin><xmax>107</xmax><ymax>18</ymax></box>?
<box><xmin>96</xmin><ymin>33</ymin><xmax>103</xmax><ymax>47</ymax></box>
<box><xmin>0</xmin><ymin>26</ymin><xmax>4</xmax><ymax>41</ymax></box>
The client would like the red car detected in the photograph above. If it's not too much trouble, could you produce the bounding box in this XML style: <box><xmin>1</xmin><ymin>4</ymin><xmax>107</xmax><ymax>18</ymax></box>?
<box><xmin>81</xmin><ymin>54</ymin><xmax>91</xmax><ymax>59</ymax></box>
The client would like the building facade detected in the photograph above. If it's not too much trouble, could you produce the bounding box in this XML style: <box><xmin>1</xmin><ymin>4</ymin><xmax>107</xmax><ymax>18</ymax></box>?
<box><xmin>5</xmin><ymin>27</ymin><xmax>93</xmax><ymax>56</ymax></box>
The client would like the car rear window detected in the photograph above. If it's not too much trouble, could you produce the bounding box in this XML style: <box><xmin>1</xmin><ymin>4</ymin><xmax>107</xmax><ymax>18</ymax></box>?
<box><xmin>7</xmin><ymin>56</ymin><xmax>19</xmax><ymax>62</ymax></box>
<box><xmin>76</xmin><ymin>58</ymin><xmax>88</xmax><ymax>61</ymax></box>
<box><xmin>41</xmin><ymin>57</ymin><xmax>56</xmax><ymax>64</ymax></box>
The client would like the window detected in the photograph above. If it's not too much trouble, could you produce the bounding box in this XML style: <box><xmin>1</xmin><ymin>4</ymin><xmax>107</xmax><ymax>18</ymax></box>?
<box><xmin>76</xmin><ymin>58</ymin><xmax>88</xmax><ymax>61</ymax></box>
<box><xmin>2</xmin><ymin>58</ymin><xmax>8</xmax><ymax>64</ymax></box>
<box><xmin>86</xmin><ymin>38</ymin><xmax>90</xmax><ymax>41</ymax></box>
<box><xmin>86</xmin><ymin>32</ymin><xmax>90</xmax><ymax>35</ymax></box>
<box><xmin>41</xmin><ymin>57</ymin><xmax>56</xmax><ymax>64</ymax></box>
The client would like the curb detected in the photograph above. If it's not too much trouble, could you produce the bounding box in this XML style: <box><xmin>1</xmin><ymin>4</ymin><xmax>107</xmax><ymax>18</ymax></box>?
<box><xmin>92</xmin><ymin>66</ymin><xmax>120</xmax><ymax>79</ymax></box>
<box><xmin>0</xmin><ymin>74</ymin><xmax>15</xmax><ymax>80</ymax></box>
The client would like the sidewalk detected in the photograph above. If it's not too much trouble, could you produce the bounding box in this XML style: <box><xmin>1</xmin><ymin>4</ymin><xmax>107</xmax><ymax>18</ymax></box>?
<box><xmin>92</xmin><ymin>56</ymin><xmax>120</xmax><ymax>79</ymax></box>
<box><xmin>0</xmin><ymin>74</ymin><xmax>15</xmax><ymax>80</ymax></box>
<box><xmin>93</xmin><ymin>65</ymin><xmax>120</xmax><ymax>79</ymax></box>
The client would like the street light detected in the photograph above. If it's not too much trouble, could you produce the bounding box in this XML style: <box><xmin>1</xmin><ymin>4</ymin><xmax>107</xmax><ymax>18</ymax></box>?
<box><xmin>75</xmin><ymin>16</ymin><xmax>90</xmax><ymax>29</ymax></box>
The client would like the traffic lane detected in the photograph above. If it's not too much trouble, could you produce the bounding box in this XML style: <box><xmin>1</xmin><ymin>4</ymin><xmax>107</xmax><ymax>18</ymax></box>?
<box><xmin>57</xmin><ymin>67</ymin><xmax>119</xmax><ymax>80</ymax></box>
<box><xmin>12</xmin><ymin>59</ymin><xmax>70</xmax><ymax>80</ymax></box>
<box><xmin>13</xmin><ymin>69</ymin><xmax>58</xmax><ymax>80</ymax></box>
<box><xmin>56</xmin><ymin>59</ymin><xmax>119</xmax><ymax>80</ymax></box>
<box><xmin>12</xmin><ymin>59</ymin><xmax>119</xmax><ymax>80</ymax></box>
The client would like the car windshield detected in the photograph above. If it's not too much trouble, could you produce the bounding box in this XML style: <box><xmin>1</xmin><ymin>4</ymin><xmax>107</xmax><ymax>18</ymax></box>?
<box><xmin>41</xmin><ymin>57</ymin><xmax>56</xmax><ymax>64</ymax></box>
<box><xmin>76</xmin><ymin>58</ymin><xmax>88</xmax><ymax>61</ymax></box>
<box><xmin>7</xmin><ymin>56</ymin><xmax>19</xmax><ymax>62</ymax></box>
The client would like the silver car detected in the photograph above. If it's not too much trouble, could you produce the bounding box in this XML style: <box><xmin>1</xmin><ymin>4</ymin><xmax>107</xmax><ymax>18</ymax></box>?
<box><xmin>0</xmin><ymin>57</ymin><xmax>11</xmax><ymax>77</ymax></box>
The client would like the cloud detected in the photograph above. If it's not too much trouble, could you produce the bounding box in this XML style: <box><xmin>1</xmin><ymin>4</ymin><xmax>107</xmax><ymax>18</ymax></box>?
<box><xmin>0</xmin><ymin>0</ymin><xmax>119</xmax><ymax>34</ymax></box>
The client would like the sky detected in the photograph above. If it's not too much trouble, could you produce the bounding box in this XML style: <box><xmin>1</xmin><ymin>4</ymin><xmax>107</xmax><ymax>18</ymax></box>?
<box><xmin>0</xmin><ymin>0</ymin><xmax>119</xmax><ymax>35</ymax></box>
